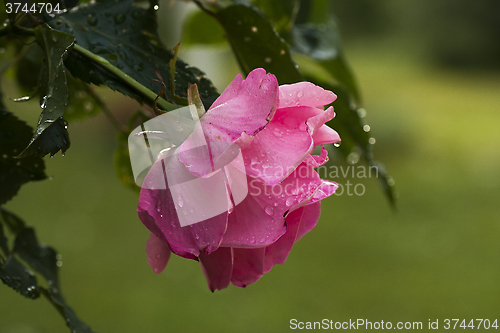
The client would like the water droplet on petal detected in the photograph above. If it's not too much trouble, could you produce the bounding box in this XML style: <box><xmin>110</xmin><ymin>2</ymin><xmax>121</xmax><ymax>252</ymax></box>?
<box><xmin>264</xmin><ymin>205</ymin><xmax>274</xmax><ymax>216</ymax></box>
<box><xmin>285</xmin><ymin>197</ymin><xmax>294</xmax><ymax>207</ymax></box>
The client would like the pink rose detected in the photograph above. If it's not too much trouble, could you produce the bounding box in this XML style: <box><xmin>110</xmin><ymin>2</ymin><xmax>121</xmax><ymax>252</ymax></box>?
<box><xmin>138</xmin><ymin>68</ymin><xmax>340</xmax><ymax>291</ymax></box>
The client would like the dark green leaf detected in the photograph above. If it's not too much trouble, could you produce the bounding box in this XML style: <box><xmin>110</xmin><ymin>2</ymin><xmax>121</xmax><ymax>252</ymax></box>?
<box><xmin>182</xmin><ymin>10</ymin><xmax>226</xmax><ymax>46</ymax></box>
<box><xmin>0</xmin><ymin>218</ymin><xmax>9</xmax><ymax>256</ymax></box>
<box><xmin>251</xmin><ymin>0</ymin><xmax>300</xmax><ymax>34</ymax></box>
<box><xmin>0</xmin><ymin>208</ymin><xmax>26</xmax><ymax>235</ymax></box>
<box><xmin>12</xmin><ymin>225</ymin><xmax>95</xmax><ymax>333</ymax></box>
<box><xmin>18</xmin><ymin>23</ymin><xmax>74</xmax><ymax>157</ymax></box>
<box><xmin>17</xmin><ymin>117</ymin><xmax>70</xmax><ymax>158</ymax></box>
<box><xmin>14</xmin><ymin>227</ymin><xmax>60</xmax><ymax>287</ymax></box>
<box><xmin>217</xmin><ymin>4</ymin><xmax>303</xmax><ymax>84</ymax></box>
<box><xmin>0</xmin><ymin>107</ymin><xmax>47</xmax><ymax>205</ymax></box>
<box><xmin>49</xmin><ymin>0</ymin><xmax>219</xmax><ymax>109</ymax></box>
<box><xmin>0</xmin><ymin>256</ymin><xmax>40</xmax><ymax>299</ymax></box>
<box><xmin>290</xmin><ymin>18</ymin><xmax>360</xmax><ymax>100</ymax></box>
<box><xmin>14</xmin><ymin>43</ymin><xmax>44</xmax><ymax>94</ymax></box>
<box><xmin>314</xmin><ymin>81</ymin><xmax>397</xmax><ymax>207</ymax></box>
<box><xmin>64</xmin><ymin>72</ymin><xmax>101</xmax><ymax>121</ymax></box>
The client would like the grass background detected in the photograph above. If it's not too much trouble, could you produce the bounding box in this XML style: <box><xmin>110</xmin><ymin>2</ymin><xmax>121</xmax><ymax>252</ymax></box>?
<box><xmin>2</xmin><ymin>2</ymin><xmax>500</xmax><ymax>333</ymax></box>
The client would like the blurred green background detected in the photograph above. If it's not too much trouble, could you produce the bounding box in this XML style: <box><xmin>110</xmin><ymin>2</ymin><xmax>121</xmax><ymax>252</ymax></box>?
<box><xmin>2</xmin><ymin>0</ymin><xmax>500</xmax><ymax>332</ymax></box>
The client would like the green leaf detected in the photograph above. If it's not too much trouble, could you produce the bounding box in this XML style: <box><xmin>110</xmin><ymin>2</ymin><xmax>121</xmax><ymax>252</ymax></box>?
<box><xmin>315</xmin><ymin>81</ymin><xmax>397</xmax><ymax>207</ymax></box>
<box><xmin>0</xmin><ymin>107</ymin><xmax>47</xmax><ymax>205</ymax></box>
<box><xmin>49</xmin><ymin>0</ymin><xmax>219</xmax><ymax>109</ymax></box>
<box><xmin>12</xmin><ymin>224</ymin><xmax>95</xmax><ymax>333</ymax></box>
<box><xmin>0</xmin><ymin>256</ymin><xmax>40</xmax><ymax>299</ymax></box>
<box><xmin>251</xmin><ymin>0</ymin><xmax>300</xmax><ymax>34</ymax></box>
<box><xmin>14</xmin><ymin>227</ymin><xmax>60</xmax><ymax>287</ymax></box>
<box><xmin>0</xmin><ymin>218</ymin><xmax>9</xmax><ymax>256</ymax></box>
<box><xmin>18</xmin><ymin>23</ymin><xmax>74</xmax><ymax>157</ymax></box>
<box><xmin>217</xmin><ymin>4</ymin><xmax>303</xmax><ymax>84</ymax></box>
<box><xmin>64</xmin><ymin>73</ymin><xmax>101</xmax><ymax>121</ymax></box>
<box><xmin>182</xmin><ymin>10</ymin><xmax>226</xmax><ymax>46</ymax></box>
<box><xmin>289</xmin><ymin>6</ymin><xmax>360</xmax><ymax>100</ymax></box>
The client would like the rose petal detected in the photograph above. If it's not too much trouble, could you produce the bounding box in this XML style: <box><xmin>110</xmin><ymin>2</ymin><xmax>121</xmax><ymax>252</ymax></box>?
<box><xmin>230</xmin><ymin>247</ymin><xmax>266</xmax><ymax>287</ymax></box>
<box><xmin>242</xmin><ymin>106</ymin><xmax>329</xmax><ymax>185</ymax></box>
<box><xmin>179</xmin><ymin>68</ymin><xmax>279</xmax><ymax>177</ymax></box>
<box><xmin>263</xmin><ymin>202</ymin><xmax>321</xmax><ymax>273</ymax></box>
<box><xmin>221</xmin><ymin>163</ymin><xmax>324</xmax><ymax>248</ymax></box>
<box><xmin>312</xmin><ymin>125</ymin><xmax>341</xmax><ymax>146</ymax></box>
<box><xmin>279</xmin><ymin>82</ymin><xmax>336</xmax><ymax>109</ymax></box>
<box><xmin>138</xmin><ymin>150</ymin><xmax>229</xmax><ymax>260</ymax></box>
<box><xmin>199</xmin><ymin>247</ymin><xmax>233</xmax><ymax>292</ymax></box>
<box><xmin>146</xmin><ymin>232</ymin><xmax>171</xmax><ymax>274</ymax></box>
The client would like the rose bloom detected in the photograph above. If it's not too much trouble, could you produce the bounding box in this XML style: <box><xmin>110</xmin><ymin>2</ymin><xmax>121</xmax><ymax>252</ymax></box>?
<box><xmin>138</xmin><ymin>68</ymin><xmax>340</xmax><ymax>291</ymax></box>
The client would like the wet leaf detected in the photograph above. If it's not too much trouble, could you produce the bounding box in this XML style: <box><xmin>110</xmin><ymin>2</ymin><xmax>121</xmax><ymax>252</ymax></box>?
<box><xmin>289</xmin><ymin>0</ymin><xmax>360</xmax><ymax>100</ymax></box>
<box><xmin>49</xmin><ymin>0</ymin><xmax>219</xmax><ymax>109</ymax></box>
<box><xmin>316</xmin><ymin>81</ymin><xmax>397</xmax><ymax>207</ymax></box>
<box><xmin>217</xmin><ymin>4</ymin><xmax>303</xmax><ymax>84</ymax></box>
<box><xmin>0</xmin><ymin>107</ymin><xmax>47</xmax><ymax>205</ymax></box>
<box><xmin>0</xmin><ymin>256</ymin><xmax>40</xmax><ymax>299</ymax></box>
<box><xmin>18</xmin><ymin>23</ymin><xmax>74</xmax><ymax>157</ymax></box>
<box><xmin>251</xmin><ymin>0</ymin><xmax>300</xmax><ymax>34</ymax></box>
<box><xmin>14</xmin><ymin>227</ymin><xmax>60</xmax><ymax>287</ymax></box>
<box><xmin>12</xmin><ymin>224</ymin><xmax>96</xmax><ymax>333</ymax></box>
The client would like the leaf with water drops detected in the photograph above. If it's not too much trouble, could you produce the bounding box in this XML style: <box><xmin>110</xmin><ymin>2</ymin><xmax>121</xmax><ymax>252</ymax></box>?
<box><xmin>289</xmin><ymin>0</ymin><xmax>360</xmax><ymax>100</ymax></box>
<box><xmin>217</xmin><ymin>4</ymin><xmax>303</xmax><ymax>84</ymax></box>
<box><xmin>251</xmin><ymin>0</ymin><xmax>300</xmax><ymax>35</ymax></box>
<box><xmin>18</xmin><ymin>23</ymin><xmax>74</xmax><ymax>157</ymax></box>
<box><xmin>0</xmin><ymin>255</ymin><xmax>41</xmax><ymax>299</ymax></box>
<box><xmin>12</xmin><ymin>225</ymin><xmax>96</xmax><ymax>333</ymax></box>
<box><xmin>315</xmin><ymin>81</ymin><xmax>397</xmax><ymax>207</ymax></box>
<box><xmin>49</xmin><ymin>0</ymin><xmax>219</xmax><ymax>109</ymax></box>
<box><xmin>0</xmin><ymin>106</ymin><xmax>47</xmax><ymax>205</ymax></box>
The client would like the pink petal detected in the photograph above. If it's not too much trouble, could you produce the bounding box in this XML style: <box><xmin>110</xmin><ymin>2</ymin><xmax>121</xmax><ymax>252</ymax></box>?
<box><xmin>230</xmin><ymin>247</ymin><xmax>266</xmax><ymax>287</ymax></box>
<box><xmin>221</xmin><ymin>163</ymin><xmax>324</xmax><ymax>248</ymax></box>
<box><xmin>312</xmin><ymin>125</ymin><xmax>341</xmax><ymax>146</ymax></box>
<box><xmin>310</xmin><ymin>180</ymin><xmax>339</xmax><ymax>204</ymax></box>
<box><xmin>199</xmin><ymin>247</ymin><xmax>233</xmax><ymax>291</ymax></box>
<box><xmin>138</xmin><ymin>151</ymin><xmax>228</xmax><ymax>260</ymax></box>
<box><xmin>242</xmin><ymin>106</ymin><xmax>336</xmax><ymax>185</ymax></box>
<box><xmin>304</xmin><ymin>146</ymin><xmax>329</xmax><ymax>168</ymax></box>
<box><xmin>179</xmin><ymin>68</ymin><xmax>279</xmax><ymax>176</ymax></box>
<box><xmin>263</xmin><ymin>202</ymin><xmax>321</xmax><ymax>273</ymax></box>
<box><xmin>146</xmin><ymin>232</ymin><xmax>171</xmax><ymax>274</ymax></box>
<box><xmin>278</xmin><ymin>82</ymin><xmax>336</xmax><ymax>109</ymax></box>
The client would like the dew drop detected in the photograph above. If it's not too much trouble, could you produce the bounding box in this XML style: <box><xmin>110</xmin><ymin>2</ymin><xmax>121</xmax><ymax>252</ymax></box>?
<box><xmin>154</xmin><ymin>4</ymin><xmax>159</xmax><ymax>10</ymax></box>
<box><xmin>264</xmin><ymin>205</ymin><xmax>274</xmax><ymax>216</ymax></box>
<box><xmin>195</xmin><ymin>233</ymin><xmax>200</xmax><ymax>240</ymax></box>
<box><xmin>357</xmin><ymin>108</ymin><xmax>367</xmax><ymax>118</ymax></box>
<box><xmin>280</xmin><ymin>49</ymin><xmax>286</xmax><ymax>55</ymax></box>
<box><xmin>86</xmin><ymin>14</ymin><xmax>98</xmax><ymax>26</ymax></box>
<box><xmin>251</xmin><ymin>26</ymin><xmax>258</xmax><ymax>33</ymax></box>
<box><xmin>333</xmin><ymin>142</ymin><xmax>341</xmax><ymax>148</ymax></box>
<box><xmin>177</xmin><ymin>197</ymin><xmax>184</xmax><ymax>207</ymax></box>
<box><xmin>285</xmin><ymin>197</ymin><xmax>294</xmax><ymax>207</ymax></box>
<box><xmin>264</xmin><ymin>57</ymin><xmax>272</xmax><ymax>63</ymax></box>
<box><xmin>363</xmin><ymin>125</ymin><xmax>371</xmax><ymax>132</ymax></box>
<box><xmin>368</xmin><ymin>137</ymin><xmax>376</xmax><ymax>145</ymax></box>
